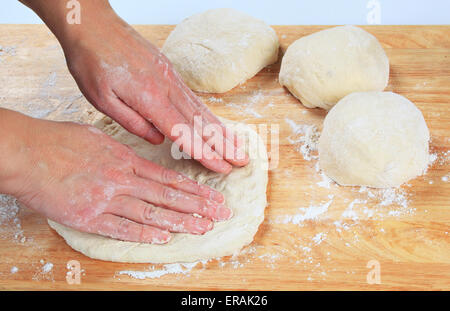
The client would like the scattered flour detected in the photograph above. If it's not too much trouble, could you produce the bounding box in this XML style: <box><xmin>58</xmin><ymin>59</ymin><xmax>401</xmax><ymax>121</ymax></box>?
<box><xmin>429</xmin><ymin>149</ymin><xmax>449</xmax><ymax>167</ymax></box>
<box><xmin>41</xmin><ymin>72</ymin><xmax>57</xmax><ymax>95</ymax></box>
<box><xmin>116</xmin><ymin>260</ymin><xmax>214</xmax><ymax>280</ymax></box>
<box><xmin>378</xmin><ymin>188</ymin><xmax>409</xmax><ymax>208</ymax></box>
<box><xmin>274</xmin><ymin>198</ymin><xmax>334</xmax><ymax>225</ymax></box>
<box><xmin>10</xmin><ymin>266</ymin><xmax>18</xmax><ymax>274</ymax></box>
<box><xmin>312</xmin><ymin>232</ymin><xmax>326</xmax><ymax>245</ymax></box>
<box><xmin>117</xmin><ymin>261</ymin><xmax>204</xmax><ymax>280</ymax></box>
<box><xmin>42</xmin><ymin>262</ymin><xmax>54</xmax><ymax>273</ymax></box>
<box><xmin>285</xmin><ymin>118</ymin><xmax>320</xmax><ymax>161</ymax></box>
<box><xmin>317</xmin><ymin>170</ymin><xmax>334</xmax><ymax>189</ymax></box>
<box><xmin>258</xmin><ymin>253</ymin><xmax>282</xmax><ymax>268</ymax></box>
<box><xmin>226</xmin><ymin>90</ymin><xmax>264</xmax><ymax>118</ymax></box>
<box><xmin>0</xmin><ymin>195</ymin><xmax>25</xmax><ymax>243</ymax></box>
<box><xmin>62</xmin><ymin>102</ymin><xmax>81</xmax><ymax>115</ymax></box>
<box><xmin>16</xmin><ymin>71</ymin><xmax>85</xmax><ymax>120</ymax></box>
<box><xmin>342</xmin><ymin>199</ymin><xmax>368</xmax><ymax>221</ymax></box>
<box><xmin>0</xmin><ymin>45</ymin><xmax>16</xmax><ymax>62</ymax></box>
<box><xmin>32</xmin><ymin>260</ymin><xmax>54</xmax><ymax>281</ymax></box>
<box><xmin>337</xmin><ymin>186</ymin><xmax>415</xmax><ymax>222</ymax></box>
<box><xmin>428</xmin><ymin>153</ymin><xmax>438</xmax><ymax>167</ymax></box>
<box><xmin>207</xmin><ymin>96</ymin><xmax>223</xmax><ymax>103</ymax></box>
<box><xmin>24</xmin><ymin>102</ymin><xmax>56</xmax><ymax>119</ymax></box>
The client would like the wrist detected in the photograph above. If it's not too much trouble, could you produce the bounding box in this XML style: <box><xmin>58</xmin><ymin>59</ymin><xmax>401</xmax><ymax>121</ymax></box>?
<box><xmin>59</xmin><ymin>1</ymin><xmax>120</xmax><ymax>48</ymax></box>
<box><xmin>0</xmin><ymin>109</ymin><xmax>39</xmax><ymax>196</ymax></box>
<box><xmin>20</xmin><ymin>0</ymin><xmax>118</xmax><ymax>50</ymax></box>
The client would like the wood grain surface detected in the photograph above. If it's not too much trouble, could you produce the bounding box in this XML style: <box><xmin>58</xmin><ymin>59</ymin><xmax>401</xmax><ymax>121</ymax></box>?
<box><xmin>0</xmin><ymin>25</ymin><xmax>449</xmax><ymax>290</ymax></box>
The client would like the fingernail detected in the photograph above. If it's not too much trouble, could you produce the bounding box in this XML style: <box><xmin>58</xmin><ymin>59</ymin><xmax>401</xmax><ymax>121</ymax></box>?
<box><xmin>199</xmin><ymin>186</ymin><xmax>213</xmax><ymax>199</ymax></box>
<box><xmin>209</xmin><ymin>189</ymin><xmax>225</xmax><ymax>203</ymax></box>
<box><xmin>186</xmin><ymin>217</ymin><xmax>212</xmax><ymax>235</ymax></box>
<box><xmin>199</xmin><ymin>184</ymin><xmax>224</xmax><ymax>203</ymax></box>
<box><xmin>221</xmin><ymin>163</ymin><xmax>233</xmax><ymax>175</ymax></box>
<box><xmin>235</xmin><ymin>135</ymin><xmax>245</xmax><ymax>148</ymax></box>
<box><xmin>152</xmin><ymin>231</ymin><xmax>171</xmax><ymax>244</ymax></box>
<box><xmin>192</xmin><ymin>218</ymin><xmax>213</xmax><ymax>234</ymax></box>
<box><xmin>214</xmin><ymin>206</ymin><xmax>233</xmax><ymax>222</ymax></box>
<box><xmin>234</xmin><ymin>151</ymin><xmax>249</xmax><ymax>166</ymax></box>
<box><xmin>145</xmin><ymin>128</ymin><xmax>164</xmax><ymax>144</ymax></box>
<box><xmin>206</xmin><ymin>220</ymin><xmax>214</xmax><ymax>230</ymax></box>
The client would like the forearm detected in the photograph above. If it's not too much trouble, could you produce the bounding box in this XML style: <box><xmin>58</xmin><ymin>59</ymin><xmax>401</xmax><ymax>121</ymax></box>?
<box><xmin>18</xmin><ymin>0</ymin><xmax>117</xmax><ymax>48</ymax></box>
<box><xmin>0</xmin><ymin>108</ymin><xmax>37</xmax><ymax>195</ymax></box>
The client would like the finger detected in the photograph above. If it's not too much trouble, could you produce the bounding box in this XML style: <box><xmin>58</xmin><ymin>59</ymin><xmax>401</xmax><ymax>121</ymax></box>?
<box><xmin>108</xmin><ymin>196</ymin><xmax>213</xmax><ymax>234</ymax></box>
<box><xmin>200</xmin><ymin>107</ymin><xmax>247</xmax><ymax>154</ymax></box>
<box><xmin>132</xmin><ymin>156</ymin><xmax>225</xmax><ymax>203</ymax></box>
<box><xmin>177</xmin><ymin>78</ymin><xmax>247</xmax><ymax>153</ymax></box>
<box><xmin>89</xmin><ymin>214</ymin><xmax>171</xmax><ymax>244</ymax></box>
<box><xmin>168</xmin><ymin>79</ymin><xmax>248</xmax><ymax>167</ymax></box>
<box><xmin>146</xmin><ymin>98</ymin><xmax>232</xmax><ymax>174</ymax></box>
<box><xmin>128</xmin><ymin>176</ymin><xmax>233</xmax><ymax>221</ymax></box>
<box><xmin>101</xmin><ymin>95</ymin><xmax>165</xmax><ymax>145</ymax></box>
<box><xmin>199</xmin><ymin>113</ymin><xmax>249</xmax><ymax>167</ymax></box>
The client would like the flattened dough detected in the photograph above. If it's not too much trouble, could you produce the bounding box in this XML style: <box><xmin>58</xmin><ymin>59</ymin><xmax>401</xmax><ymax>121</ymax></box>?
<box><xmin>48</xmin><ymin>117</ymin><xmax>268</xmax><ymax>263</ymax></box>
<box><xmin>162</xmin><ymin>8</ymin><xmax>279</xmax><ymax>93</ymax></box>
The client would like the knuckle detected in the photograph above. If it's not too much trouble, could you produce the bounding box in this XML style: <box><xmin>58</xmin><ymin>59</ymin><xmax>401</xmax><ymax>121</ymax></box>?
<box><xmin>102</xmin><ymin>166</ymin><xmax>126</xmax><ymax>181</ymax></box>
<box><xmin>194</xmin><ymin>182</ymin><xmax>203</xmax><ymax>194</ymax></box>
<box><xmin>142</xmin><ymin>204</ymin><xmax>156</xmax><ymax>222</ymax></box>
<box><xmin>115</xmin><ymin>144</ymin><xmax>136</xmax><ymax>160</ymax></box>
<box><xmin>200</xmin><ymin>198</ymin><xmax>209</xmax><ymax>212</ymax></box>
<box><xmin>124</xmin><ymin>118</ymin><xmax>148</xmax><ymax>137</ymax></box>
<box><xmin>138</xmin><ymin>107</ymin><xmax>154</xmax><ymax>120</ymax></box>
<box><xmin>160</xmin><ymin>187</ymin><xmax>176</xmax><ymax>203</ymax></box>
<box><xmin>138</xmin><ymin>226</ymin><xmax>146</xmax><ymax>242</ymax></box>
<box><xmin>117</xmin><ymin>218</ymin><xmax>132</xmax><ymax>235</ymax></box>
<box><xmin>160</xmin><ymin>168</ymin><xmax>177</xmax><ymax>184</ymax></box>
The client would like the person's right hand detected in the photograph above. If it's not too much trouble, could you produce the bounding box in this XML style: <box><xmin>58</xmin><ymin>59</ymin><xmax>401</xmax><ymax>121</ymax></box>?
<box><xmin>3</xmin><ymin>112</ymin><xmax>231</xmax><ymax>244</ymax></box>
<box><xmin>59</xmin><ymin>3</ymin><xmax>249</xmax><ymax>174</ymax></box>
<box><xmin>19</xmin><ymin>0</ymin><xmax>249</xmax><ymax>175</ymax></box>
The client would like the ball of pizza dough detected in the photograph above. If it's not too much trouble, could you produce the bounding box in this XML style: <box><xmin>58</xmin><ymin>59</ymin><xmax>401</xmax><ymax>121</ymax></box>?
<box><xmin>162</xmin><ymin>8</ymin><xmax>279</xmax><ymax>93</ymax></box>
<box><xmin>279</xmin><ymin>25</ymin><xmax>389</xmax><ymax>110</ymax></box>
<box><xmin>318</xmin><ymin>92</ymin><xmax>429</xmax><ymax>188</ymax></box>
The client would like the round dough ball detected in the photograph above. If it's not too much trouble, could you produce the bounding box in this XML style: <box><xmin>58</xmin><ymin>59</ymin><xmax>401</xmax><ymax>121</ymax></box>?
<box><xmin>162</xmin><ymin>8</ymin><xmax>279</xmax><ymax>93</ymax></box>
<box><xmin>318</xmin><ymin>92</ymin><xmax>429</xmax><ymax>188</ymax></box>
<box><xmin>279</xmin><ymin>25</ymin><xmax>389</xmax><ymax>110</ymax></box>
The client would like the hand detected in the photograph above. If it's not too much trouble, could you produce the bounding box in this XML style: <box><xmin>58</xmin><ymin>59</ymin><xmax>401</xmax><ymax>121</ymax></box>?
<box><xmin>2</xmin><ymin>111</ymin><xmax>231</xmax><ymax>244</ymax></box>
<box><xmin>59</xmin><ymin>5</ymin><xmax>248</xmax><ymax>174</ymax></box>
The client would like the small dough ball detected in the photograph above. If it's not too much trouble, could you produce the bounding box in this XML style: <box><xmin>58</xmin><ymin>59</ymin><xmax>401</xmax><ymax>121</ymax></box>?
<box><xmin>318</xmin><ymin>92</ymin><xmax>429</xmax><ymax>188</ymax></box>
<box><xmin>279</xmin><ymin>25</ymin><xmax>389</xmax><ymax>110</ymax></box>
<box><xmin>162</xmin><ymin>8</ymin><xmax>279</xmax><ymax>93</ymax></box>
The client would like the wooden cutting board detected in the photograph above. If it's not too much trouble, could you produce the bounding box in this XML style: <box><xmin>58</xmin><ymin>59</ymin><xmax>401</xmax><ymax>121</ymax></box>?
<box><xmin>0</xmin><ymin>25</ymin><xmax>448</xmax><ymax>290</ymax></box>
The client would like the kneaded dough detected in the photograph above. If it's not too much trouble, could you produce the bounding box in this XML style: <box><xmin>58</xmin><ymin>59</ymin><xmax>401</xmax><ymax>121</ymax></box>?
<box><xmin>162</xmin><ymin>8</ymin><xmax>279</xmax><ymax>93</ymax></box>
<box><xmin>279</xmin><ymin>25</ymin><xmax>389</xmax><ymax>110</ymax></box>
<box><xmin>48</xmin><ymin>117</ymin><xmax>268</xmax><ymax>263</ymax></box>
<box><xmin>318</xmin><ymin>92</ymin><xmax>429</xmax><ymax>188</ymax></box>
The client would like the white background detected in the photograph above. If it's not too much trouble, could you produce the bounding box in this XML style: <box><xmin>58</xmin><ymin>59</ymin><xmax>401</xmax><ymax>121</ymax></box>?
<box><xmin>1</xmin><ymin>0</ymin><xmax>449</xmax><ymax>25</ymax></box>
